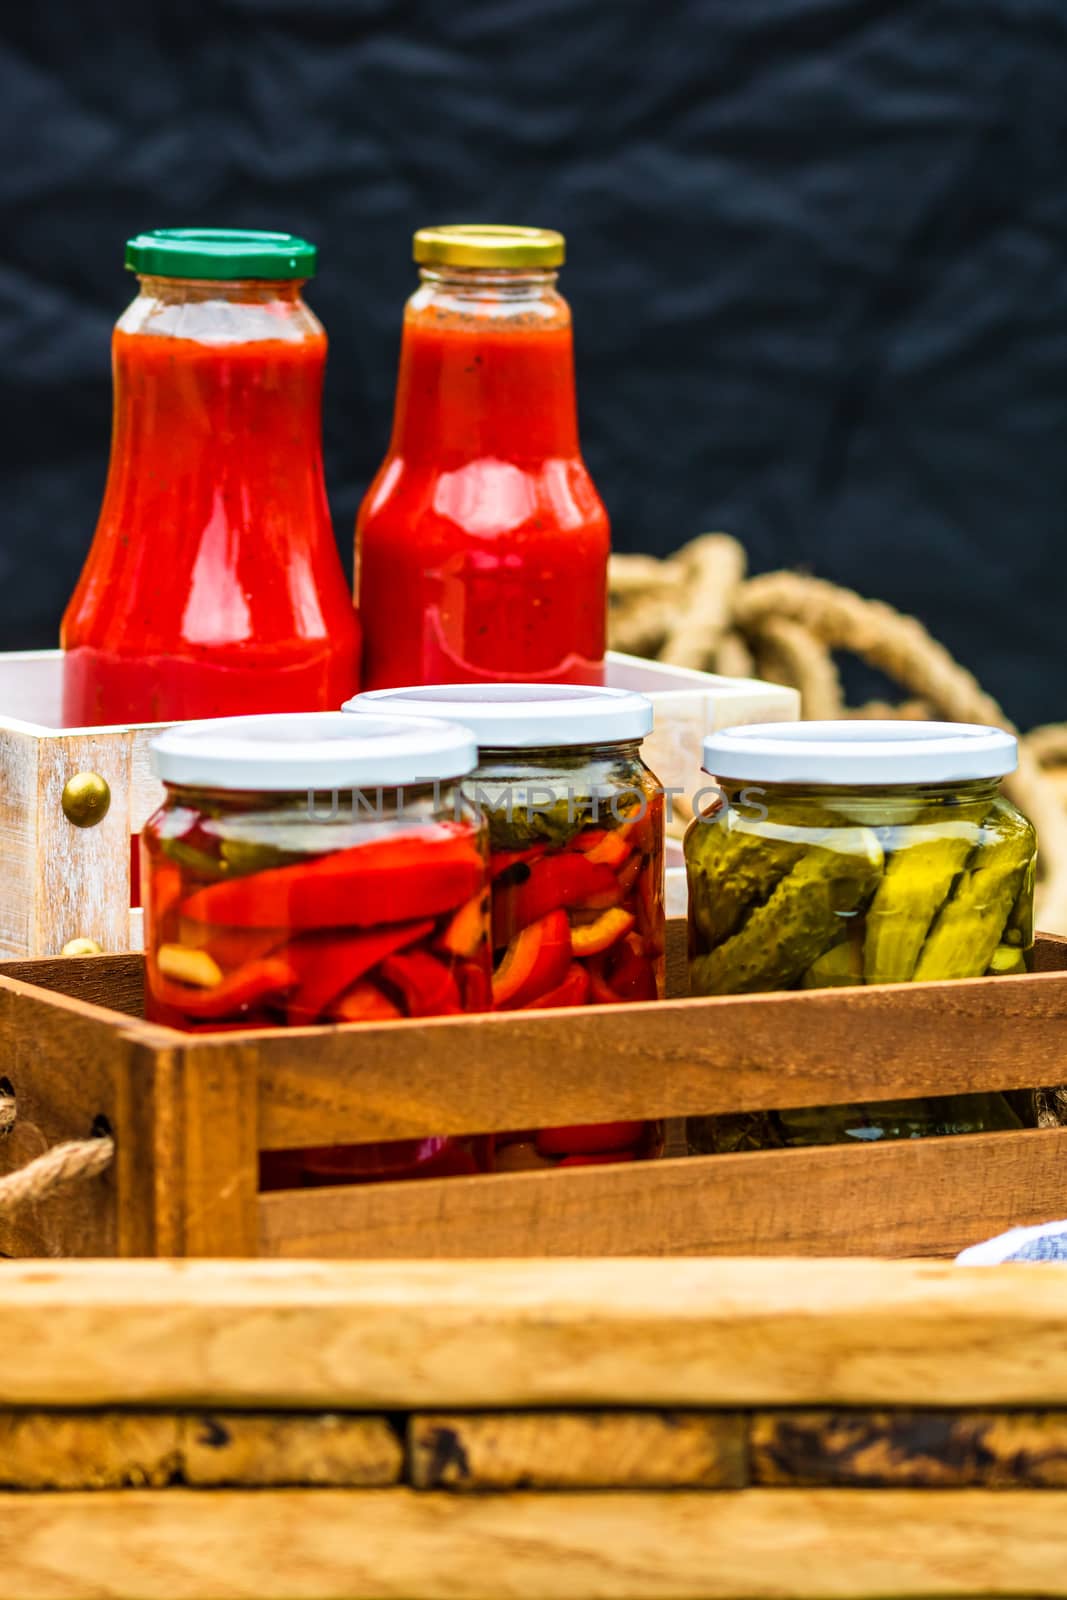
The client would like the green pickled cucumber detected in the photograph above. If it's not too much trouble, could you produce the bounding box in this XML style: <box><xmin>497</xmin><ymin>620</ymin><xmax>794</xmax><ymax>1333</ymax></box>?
<box><xmin>1002</xmin><ymin>857</ymin><xmax>1036</xmax><ymax>949</ymax></box>
<box><xmin>863</xmin><ymin>811</ymin><xmax>989</xmax><ymax>984</ymax></box>
<box><xmin>913</xmin><ymin>806</ymin><xmax>1035</xmax><ymax>981</ymax></box>
<box><xmin>159</xmin><ymin>837</ymin><xmax>224</xmax><ymax>875</ymax></box>
<box><xmin>686</xmin><ymin>802</ymin><xmax>841</xmax><ymax>950</ymax></box>
<box><xmin>218</xmin><ymin>838</ymin><xmax>305</xmax><ymax>875</ymax></box>
<box><xmin>689</xmin><ymin>827</ymin><xmax>884</xmax><ymax>995</ymax></box>
<box><xmin>987</xmin><ymin>944</ymin><xmax>1028</xmax><ymax>976</ymax></box>
<box><xmin>801</xmin><ymin>923</ymin><xmax>864</xmax><ymax>988</ymax></box>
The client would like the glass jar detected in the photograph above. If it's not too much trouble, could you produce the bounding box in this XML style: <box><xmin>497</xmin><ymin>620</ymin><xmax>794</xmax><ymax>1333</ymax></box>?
<box><xmin>684</xmin><ymin>720</ymin><xmax>1037</xmax><ymax>1150</ymax></box>
<box><xmin>356</xmin><ymin>225</ymin><xmax>610</xmax><ymax>689</ymax></box>
<box><xmin>62</xmin><ymin>229</ymin><xmax>361</xmax><ymax>726</ymax></box>
<box><xmin>348</xmin><ymin>684</ymin><xmax>666</xmax><ymax>1168</ymax></box>
<box><xmin>142</xmin><ymin>711</ymin><xmax>492</xmax><ymax>1184</ymax></box>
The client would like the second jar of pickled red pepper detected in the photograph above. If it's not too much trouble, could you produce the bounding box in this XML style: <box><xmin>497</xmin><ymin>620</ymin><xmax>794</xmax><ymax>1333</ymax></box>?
<box><xmin>348</xmin><ymin>684</ymin><xmax>666</xmax><ymax>1169</ymax></box>
<box><xmin>356</xmin><ymin>225</ymin><xmax>610</xmax><ymax>689</ymax></box>
<box><xmin>143</xmin><ymin>711</ymin><xmax>492</xmax><ymax>1184</ymax></box>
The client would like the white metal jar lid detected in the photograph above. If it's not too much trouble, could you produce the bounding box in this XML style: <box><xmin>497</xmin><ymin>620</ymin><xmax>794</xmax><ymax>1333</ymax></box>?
<box><xmin>701</xmin><ymin>720</ymin><xmax>1018</xmax><ymax>785</ymax></box>
<box><xmin>346</xmin><ymin>683</ymin><xmax>654</xmax><ymax>749</ymax></box>
<box><xmin>150</xmin><ymin>712</ymin><xmax>479</xmax><ymax>790</ymax></box>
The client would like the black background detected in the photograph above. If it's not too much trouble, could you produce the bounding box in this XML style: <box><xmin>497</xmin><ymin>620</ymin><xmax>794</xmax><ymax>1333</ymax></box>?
<box><xmin>2</xmin><ymin>0</ymin><xmax>1065</xmax><ymax>726</ymax></box>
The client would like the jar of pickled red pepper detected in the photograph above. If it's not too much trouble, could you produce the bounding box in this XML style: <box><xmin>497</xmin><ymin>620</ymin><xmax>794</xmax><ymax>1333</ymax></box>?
<box><xmin>143</xmin><ymin>711</ymin><xmax>492</xmax><ymax>1185</ymax></box>
<box><xmin>347</xmin><ymin>684</ymin><xmax>665</xmax><ymax>1169</ymax></box>
<box><xmin>63</xmin><ymin>229</ymin><xmax>360</xmax><ymax>726</ymax></box>
<box><xmin>685</xmin><ymin>720</ymin><xmax>1038</xmax><ymax>1150</ymax></box>
<box><xmin>356</xmin><ymin>225</ymin><xmax>610</xmax><ymax>689</ymax></box>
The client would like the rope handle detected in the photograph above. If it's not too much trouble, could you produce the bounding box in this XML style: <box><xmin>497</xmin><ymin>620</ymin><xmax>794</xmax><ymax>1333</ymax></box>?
<box><xmin>0</xmin><ymin>1089</ymin><xmax>114</xmax><ymax>1216</ymax></box>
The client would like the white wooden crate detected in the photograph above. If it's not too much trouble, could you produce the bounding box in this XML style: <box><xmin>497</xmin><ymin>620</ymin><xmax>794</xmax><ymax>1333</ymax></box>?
<box><xmin>0</xmin><ymin>650</ymin><xmax>797</xmax><ymax>958</ymax></box>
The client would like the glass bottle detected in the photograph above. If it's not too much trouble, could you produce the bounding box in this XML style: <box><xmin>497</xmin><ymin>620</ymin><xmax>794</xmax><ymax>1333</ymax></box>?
<box><xmin>62</xmin><ymin>229</ymin><xmax>361</xmax><ymax>726</ymax></box>
<box><xmin>356</xmin><ymin>225</ymin><xmax>609</xmax><ymax>690</ymax></box>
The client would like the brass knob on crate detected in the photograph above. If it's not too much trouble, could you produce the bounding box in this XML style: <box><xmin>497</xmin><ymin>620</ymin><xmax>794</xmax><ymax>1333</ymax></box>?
<box><xmin>61</xmin><ymin>938</ymin><xmax>104</xmax><ymax>957</ymax></box>
<box><xmin>61</xmin><ymin>772</ymin><xmax>111</xmax><ymax>828</ymax></box>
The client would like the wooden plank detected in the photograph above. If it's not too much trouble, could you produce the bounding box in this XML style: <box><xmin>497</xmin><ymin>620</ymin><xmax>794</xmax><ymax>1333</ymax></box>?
<box><xmin>35</xmin><ymin>731</ymin><xmax>134</xmax><ymax>957</ymax></box>
<box><xmin>181</xmin><ymin>1414</ymin><xmax>401</xmax><ymax>1487</ymax></box>
<box><xmin>246</xmin><ymin>949</ymin><xmax>1067</xmax><ymax>1149</ymax></box>
<box><xmin>0</xmin><ymin>953</ymin><xmax>145</xmax><ymax>1018</ymax></box>
<box><xmin>0</xmin><ymin>1411</ymin><xmax>399</xmax><ymax>1490</ymax></box>
<box><xmin>258</xmin><ymin>1124</ymin><xmax>1067</xmax><ymax>1261</ymax></box>
<box><xmin>0</xmin><ymin>725</ymin><xmax>39</xmax><ymax>958</ymax></box>
<box><xmin>0</xmin><ymin>1411</ymin><xmax>180</xmax><ymax>1489</ymax></box>
<box><xmin>174</xmin><ymin>1036</ymin><xmax>262</xmax><ymax>1260</ymax></box>
<box><xmin>3</xmin><ymin>1487</ymin><xmax>1067</xmax><ymax>1598</ymax></box>
<box><xmin>408</xmin><ymin>1411</ymin><xmax>746</xmax><ymax>1489</ymax></box>
<box><xmin>751</xmin><ymin>1409</ymin><xmax>1067</xmax><ymax>1487</ymax></box>
<box><xmin>3</xmin><ymin>1258</ymin><xmax>1067</xmax><ymax>1408</ymax></box>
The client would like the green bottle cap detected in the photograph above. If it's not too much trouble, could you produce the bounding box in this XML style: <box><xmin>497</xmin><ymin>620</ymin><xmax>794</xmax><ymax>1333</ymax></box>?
<box><xmin>124</xmin><ymin>228</ymin><xmax>317</xmax><ymax>281</ymax></box>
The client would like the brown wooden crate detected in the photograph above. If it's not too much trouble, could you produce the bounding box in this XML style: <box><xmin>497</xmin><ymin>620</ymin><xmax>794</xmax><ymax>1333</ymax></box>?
<box><xmin>2</xmin><ymin>1258</ymin><xmax>1067</xmax><ymax>1410</ymax></box>
<box><xmin>2</xmin><ymin>1486</ymin><xmax>1067</xmax><ymax>1598</ymax></box>
<box><xmin>408</xmin><ymin>1411</ymin><xmax>746</xmax><ymax>1489</ymax></box>
<box><xmin>259</xmin><ymin>1125</ymin><xmax>1067</xmax><ymax>1260</ymax></box>
<box><xmin>2</xmin><ymin>928</ymin><xmax>1065</xmax><ymax>1261</ymax></box>
<box><xmin>751</xmin><ymin>1409</ymin><xmax>1067</xmax><ymax>1487</ymax></box>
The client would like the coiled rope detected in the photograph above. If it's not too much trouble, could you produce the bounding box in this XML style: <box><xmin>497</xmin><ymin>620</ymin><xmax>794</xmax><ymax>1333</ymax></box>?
<box><xmin>610</xmin><ymin>532</ymin><xmax>1067</xmax><ymax>931</ymax></box>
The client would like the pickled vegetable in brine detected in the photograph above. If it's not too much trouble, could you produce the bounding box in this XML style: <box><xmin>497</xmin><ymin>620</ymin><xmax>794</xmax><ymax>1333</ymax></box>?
<box><xmin>685</xmin><ymin>774</ymin><xmax>1038</xmax><ymax>1147</ymax></box>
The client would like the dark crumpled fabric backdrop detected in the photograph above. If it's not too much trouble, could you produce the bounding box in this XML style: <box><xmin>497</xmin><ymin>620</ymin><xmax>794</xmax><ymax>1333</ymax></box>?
<box><xmin>1</xmin><ymin>0</ymin><xmax>1065</xmax><ymax>725</ymax></box>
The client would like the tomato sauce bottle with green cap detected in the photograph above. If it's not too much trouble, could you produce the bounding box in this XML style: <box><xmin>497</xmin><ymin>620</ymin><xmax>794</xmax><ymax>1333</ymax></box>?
<box><xmin>62</xmin><ymin>229</ymin><xmax>361</xmax><ymax>726</ymax></box>
<box><xmin>356</xmin><ymin>225</ymin><xmax>610</xmax><ymax>689</ymax></box>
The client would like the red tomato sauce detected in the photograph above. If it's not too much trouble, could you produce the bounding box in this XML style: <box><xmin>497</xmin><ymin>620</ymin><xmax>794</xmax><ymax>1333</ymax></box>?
<box><xmin>357</xmin><ymin>309</ymin><xmax>609</xmax><ymax>688</ymax></box>
<box><xmin>62</xmin><ymin>329</ymin><xmax>360</xmax><ymax>725</ymax></box>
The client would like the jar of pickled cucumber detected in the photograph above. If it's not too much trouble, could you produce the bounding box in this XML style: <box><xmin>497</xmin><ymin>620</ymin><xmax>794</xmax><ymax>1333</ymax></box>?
<box><xmin>348</xmin><ymin>683</ymin><xmax>666</xmax><ymax>1169</ymax></box>
<box><xmin>143</xmin><ymin>711</ymin><xmax>493</xmax><ymax>1185</ymax></box>
<box><xmin>684</xmin><ymin>720</ymin><xmax>1037</xmax><ymax>1150</ymax></box>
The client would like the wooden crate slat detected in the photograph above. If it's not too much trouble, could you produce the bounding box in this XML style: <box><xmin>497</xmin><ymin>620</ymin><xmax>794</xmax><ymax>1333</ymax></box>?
<box><xmin>35</xmin><ymin>731</ymin><xmax>134</xmax><ymax>956</ymax></box>
<box><xmin>180</xmin><ymin>1413</ymin><xmax>402</xmax><ymax>1488</ymax></box>
<box><xmin>0</xmin><ymin>952</ymin><xmax>146</xmax><ymax>1017</ymax></box>
<box><xmin>2</xmin><ymin>1258</ymin><xmax>1067</xmax><ymax>1409</ymax></box>
<box><xmin>247</xmin><ymin>960</ymin><xmax>1067</xmax><ymax>1150</ymax></box>
<box><xmin>0</xmin><ymin>1411</ymin><xmax>180</xmax><ymax>1491</ymax></box>
<box><xmin>0</xmin><ymin>725</ymin><xmax>38</xmax><ymax>958</ymax></box>
<box><xmin>2</xmin><ymin>1486</ymin><xmax>1067</xmax><ymax>1599</ymax></box>
<box><xmin>408</xmin><ymin>1411</ymin><xmax>747</xmax><ymax>1489</ymax></box>
<box><xmin>0</xmin><ymin>1410</ymin><xmax>402</xmax><ymax>1491</ymax></box>
<box><xmin>750</xmin><ymin>1409</ymin><xmax>1067</xmax><ymax>1488</ymax></box>
<box><xmin>258</xmin><ymin>1125</ymin><xmax>1067</xmax><ymax>1262</ymax></box>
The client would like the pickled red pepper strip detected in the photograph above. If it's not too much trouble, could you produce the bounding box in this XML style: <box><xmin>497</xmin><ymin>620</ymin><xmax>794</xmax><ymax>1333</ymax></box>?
<box><xmin>492</xmin><ymin>910</ymin><xmax>571</xmax><ymax>1009</ymax></box>
<box><xmin>493</xmin><ymin>854</ymin><xmax>617</xmax><ymax>940</ymax></box>
<box><xmin>378</xmin><ymin>950</ymin><xmax>462</xmax><ymax>1016</ymax></box>
<box><xmin>286</xmin><ymin>920</ymin><xmax>434</xmax><ymax>1023</ymax></box>
<box><xmin>148</xmin><ymin>956</ymin><xmax>296</xmax><ymax>1019</ymax></box>
<box><xmin>182</xmin><ymin>830</ymin><xmax>484</xmax><ymax>929</ymax></box>
<box><xmin>526</xmin><ymin>962</ymin><xmax>590</xmax><ymax>1009</ymax></box>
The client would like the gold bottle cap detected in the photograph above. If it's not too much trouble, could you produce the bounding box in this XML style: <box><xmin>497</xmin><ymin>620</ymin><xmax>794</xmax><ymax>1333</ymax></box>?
<box><xmin>413</xmin><ymin>225</ymin><xmax>565</xmax><ymax>270</ymax></box>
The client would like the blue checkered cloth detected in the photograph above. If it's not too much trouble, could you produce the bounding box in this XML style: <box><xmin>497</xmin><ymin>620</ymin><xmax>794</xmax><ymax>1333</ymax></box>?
<box><xmin>957</xmin><ymin>1221</ymin><xmax>1067</xmax><ymax>1263</ymax></box>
